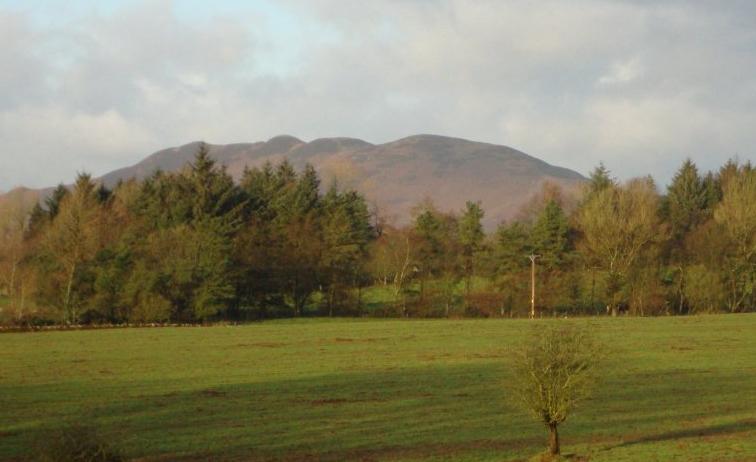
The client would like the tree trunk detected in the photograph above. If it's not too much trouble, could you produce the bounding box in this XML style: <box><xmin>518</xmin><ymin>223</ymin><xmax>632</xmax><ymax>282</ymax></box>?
<box><xmin>356</xmin><ymin>284</ymin><xmax>362</xmax><ymax>315</ymax></box>
<box><xmin>9</xmin><ymin>258</ymin><xmax>17</xmax><ymax>314</ymax></box>
<box><xmin>590</xmin><ymin>268</ymin><xmax>596</xmax><ymax>312</ymax></box>
<box><xmin>64</xmin><ymin>263</ymin><xmax>77</xmax><ymax>324</ymax></box>
<box><xmin>728</xmin><ymin>268</ymin><xmax>738</xmax><ymax>313</ymax></box>
<box><xmin>328</xmin><ymin>289</ymin><xmax>334</xmax><ymax>317</ymax></box>
<box><xmin>19</xmin><ymin>283</ymin><xmax>26</xmax><ymax>322</ymax></box>
<box><xmin>548</xmin><ymin>423</ymin><xmax>560</xmax><ymax>455</ymax></box>
<box><xmin>465</xmin><ymin>258</ymin><xmax>472</xmax><ymax>297</ymax></box>
<box><xmin>292</xmin><ymin>278</ymin><xmax>300</xmax><ymax>316</ymax></box>
<box><xmin>677</xmin><ymin>265</ymin><xmax>686</xmax><ymax>315</ymax></box>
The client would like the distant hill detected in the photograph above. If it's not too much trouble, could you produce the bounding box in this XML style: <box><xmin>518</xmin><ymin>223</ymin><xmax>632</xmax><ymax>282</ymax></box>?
<box><xmin>11</xmin><ymin>135</ymin><xmax>586</xmax><ymax>228</ymax></box>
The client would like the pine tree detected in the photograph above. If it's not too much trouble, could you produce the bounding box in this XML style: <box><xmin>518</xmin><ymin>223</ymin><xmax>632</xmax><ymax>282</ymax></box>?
<box><xmin>320</xmin><ymin>185</ymin><xmax>374</xmax><ymax>315</ymax></box>
<box><xmin>459</xmin><ymin>201</ymin><xmax>485</xmax><ymax>296</ymax></box>
<box><xmin>25</xmin><ymin>203</ymin><xmax>48</xmax><ymax>240</ymax></box>
<box><xmin>188</xmin><ymin>143</ymin><xmax>243</xmax><ymax>228</ymax></box>
<box><xmin>414</xmin><ymin>202</ymin><xmax>445</xmax><ymax>282</ymax></box>
<box><xmin>45</xmin><ymin>184</ymin><xmax>69</xmax><ymax>220</ymax></box>
<box><xmin>663</xmin><ymin>159</ymin><xmax>709</xmax><ymax>314</ymax></box>
<box><xmin>529</xmin><ymin>200</ymin><xmax>574</xmax><ymax>312</ymax></box>
<box><xmin>665</xmin><ymin>159</ymin><xmax>708</xmax><ymax>241</ymax></box>
<box><xmin>531</xmin><ymin>200</ymin><xmax>570</xmax><ymax>272</ymax></box>
<box><xmin>293</xmin><ymin>164</ymin><xmax>320</xmax><ymax>215</ymax></box>
<box><xmin>492</xmin><ymin>221</ymin><xmax>532</xmax><ymax>316</ymax></box>
<box><xmin>412</xmin><ymin>202</ymin><xmax>460</xmax><ymax>315</ymax></box>
<box><xmin>587</xmin><ymin>163</ymin><xmax>614</xmax><ymax>197</ymax></box>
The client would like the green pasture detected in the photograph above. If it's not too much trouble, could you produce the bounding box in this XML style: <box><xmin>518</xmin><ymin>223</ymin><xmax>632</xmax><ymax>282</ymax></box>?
<box><xmin>1</xmin><ymin>315</ymin><xmax>754</xmax><ymax>461</ymax></box>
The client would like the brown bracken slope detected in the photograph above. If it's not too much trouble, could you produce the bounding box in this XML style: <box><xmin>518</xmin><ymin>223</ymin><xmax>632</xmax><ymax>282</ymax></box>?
<box><xmin>23</xmin><ymin>134</ymin><xmax>587</xmax><ymax>228</ymax></box>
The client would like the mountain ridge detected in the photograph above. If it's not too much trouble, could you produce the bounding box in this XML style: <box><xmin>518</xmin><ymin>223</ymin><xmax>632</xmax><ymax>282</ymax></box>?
<box><xmin>9</xmin><ymin>134</ymin><xmax>586</xmax><ymax>228</ymax></box>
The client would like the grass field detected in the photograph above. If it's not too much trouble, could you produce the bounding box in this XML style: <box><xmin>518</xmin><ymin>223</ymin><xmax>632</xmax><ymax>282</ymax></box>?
<box><xmin>1</xmin><ymin>315</ymin><xmax>755</xmax><ymax>461</ymax></box>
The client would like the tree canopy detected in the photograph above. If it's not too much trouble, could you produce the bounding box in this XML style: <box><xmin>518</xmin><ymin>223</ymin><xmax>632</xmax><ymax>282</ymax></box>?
<box><xmin>0</xmin><ymin>154</ymin><xmax>753</xmax><ymax>325</ymax></box>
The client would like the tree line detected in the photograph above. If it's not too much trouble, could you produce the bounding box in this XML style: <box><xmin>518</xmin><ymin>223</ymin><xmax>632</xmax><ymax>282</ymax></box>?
<box><xmin>0</xmin><ymin>145</ymin><xmax>753</xmax><ymax>324</ymax></box>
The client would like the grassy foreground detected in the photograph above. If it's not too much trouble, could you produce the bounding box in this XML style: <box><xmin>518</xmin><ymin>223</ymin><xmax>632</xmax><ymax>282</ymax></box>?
<box><xmin>1</xmin><ymin>316</ymin><xmax>755</xmax><ymax>461</ymax></box>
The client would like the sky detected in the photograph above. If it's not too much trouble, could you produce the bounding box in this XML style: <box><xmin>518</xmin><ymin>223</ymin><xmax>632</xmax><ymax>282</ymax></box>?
<box><xmin>1</xmin><ymin>0</ymin><xmax>755</xmax><ymax>191</ymax></box>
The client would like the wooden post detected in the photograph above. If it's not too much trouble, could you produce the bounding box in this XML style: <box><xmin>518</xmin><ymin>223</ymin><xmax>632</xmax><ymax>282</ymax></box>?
<box><xmin>528</xmin><ymin>254</ymin><xmax>540</xmax><ymax>319</ymax></box>
<box><xmin>590</xmin><ymin>266</ymin><xmax>596</xmax><ymax>313</ymax></box>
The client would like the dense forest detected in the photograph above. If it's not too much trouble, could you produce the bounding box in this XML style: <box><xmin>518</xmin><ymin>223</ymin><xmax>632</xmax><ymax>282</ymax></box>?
<box><xmin>0</xmin><ymin>144</ymin><xmax>753</xmax><ymax>325</ymax></box>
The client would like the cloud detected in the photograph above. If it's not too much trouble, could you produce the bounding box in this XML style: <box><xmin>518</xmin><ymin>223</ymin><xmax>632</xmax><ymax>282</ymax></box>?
<box><xmin>0</xmin><ymin>0</ymin><xmax>754</xmax><ymax>190</ymax></box>
<box><xmin>598</xmin><ymin>58</ymin><xmax>645</xmax><ymax>86</ymax></box>
<box><xmin>0</xmin><ymin>105</ymin><xmax>155</xmax><ymax>187</ymax></box>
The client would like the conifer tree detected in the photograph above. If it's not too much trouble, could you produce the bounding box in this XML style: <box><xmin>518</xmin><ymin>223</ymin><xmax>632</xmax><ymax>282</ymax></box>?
<box><xmin>45</xmin><ymin>184</ymin><xmax>69</xmax><ymax>220</ymax></box>
<box><xmin>320</xmin><ymin>184</ymin><xmax>373</xmax><ymax>315</ymax></box>
<box><xmin>413</xmin><ymin>202</ymin><xmax>460</xmax><ymax>315</ymax></box>
<box><xmin>664</xmin><ymin>159</ymin><xmax>709</xmax><ymax>313</ymax></box>
<box><xmin>492</xmin><ymin>221</ymin><xmax>532</xmax><ymax>316</ymax></box>
<box><xmin>531</xmin><ymin>200</ymin><xmax>570</xmax><ymax>272</ymax></box>
<box><xmin>665</xmin><ymin>159</ymin><xmax>708</xmax><ymax>242</ymax></box>
<box><xmin>586</xmin><ymin>163</ymin><xmax>614</xmax><ymax>197</ymax></box>
<box><xmin>459</xmin><ymin>201</ymin><xmax>485</xmax><ymax>296</ymax></box>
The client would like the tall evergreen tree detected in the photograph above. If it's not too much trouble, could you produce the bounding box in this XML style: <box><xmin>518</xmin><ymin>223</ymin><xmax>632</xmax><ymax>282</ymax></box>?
<box><xmin>412</xmin><ymin>202</ymin><xmax>461</xmax><ymax>315</ymax></box>
<box><xmin>492</xmin><ymin>221</ymin><xmax>532</xmax><ymax>316</ymax></box>
<box><xmin>665</xmin><ymin>159</ymin><xmax>708</xmax><ymax>241</ymax></box>
<box><xmin>663</xmin><ymin>159</ymin><xmax>709</xmax><ymax>313</ymax></box>
<box><xmin>45</xmin><ymin>184</ymin><xmax>69</xmax><ymax>220</ymax></box>
<box><xmin>529</xmin><ymin>199</ymin><xmax>575</xmax><ymax>312</ymax></box>
<box><xmin>320</xmin><ymin>185</ymin><xmax>374</xmax><ymax>315</ymax></box>
<box><xmin>188</xmin><ymin>143</ymin><xmax>244</xmax><ymax>228</ymax></box>
<box><xmin>531</xmin><ymin>200</ymin><xmax>570</xmax><ymax>272</ymax></box>
<box><xmin>122</xmin><ymin>145</ymin><xmax>243</xmax><ymax>321</ymax></box>
<box><xmin>25</xmin><ymin>203</ymin><xmax>48</xmax><ymax>240</ymax></box>
<box><xmin>587</xmin><ymin>163</ymin><xmax>614</xmax><ymax>197</ymax></box>
<box><xmin>459</xmin><ymin>201</ymin><xmax>485</xmax><ymax>296</ymax></box>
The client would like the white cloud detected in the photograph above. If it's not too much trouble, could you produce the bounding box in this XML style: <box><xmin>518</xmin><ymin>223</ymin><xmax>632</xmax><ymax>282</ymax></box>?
<box><xmin>0</xmin><ymin>0</ymin><xmax>755</xmax><ymax>190</ymax></box>
<box><xmin>598</xmin><ymin>58</ymin><xmax>645</xmax><ymax>86</ymax></box>
<box><xmin>0</xmin><ymin>105</ymin><xmax>155</xmax><ymax>185</ymax></box>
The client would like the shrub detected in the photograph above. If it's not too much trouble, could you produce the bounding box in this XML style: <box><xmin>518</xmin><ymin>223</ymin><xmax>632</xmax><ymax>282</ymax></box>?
<box><xmin>510</xmin><ymin>324</ymin><xmax>605</xmax><ymax>457</ymax></box>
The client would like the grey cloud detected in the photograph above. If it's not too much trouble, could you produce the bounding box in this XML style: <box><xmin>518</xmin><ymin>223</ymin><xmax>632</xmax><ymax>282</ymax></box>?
<box><xmin>0</xmin><ymin>0</ymin><xmax>755</xmax><ymax>191</ymax></box>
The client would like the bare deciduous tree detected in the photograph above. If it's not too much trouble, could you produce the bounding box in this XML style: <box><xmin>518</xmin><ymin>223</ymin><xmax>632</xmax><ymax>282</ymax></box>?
<box><xmin>714</xmin><ymin>169</ymin><xmax>756</xmax><ymax>312</ymax></box>
<box><xmin>0</xmin><ymin>190</ymin><xmax>37</xmax><ymax>320</ymax></box>
<box><xmin>43</xmin><ymin>174</ymin><xmax>103</xmax><ymax>324</ymax></box>
<box><xmin>576</xmin><ymin>177</ymin><xmax>665</xmax><ymax>315</ymax></box>
<box><xmin>510</xmin><ymin>324</ymin><xmax>604</xmax><ymax>458</ymax></box>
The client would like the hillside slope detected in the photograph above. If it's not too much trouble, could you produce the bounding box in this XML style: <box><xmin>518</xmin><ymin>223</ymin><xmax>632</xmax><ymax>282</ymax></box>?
<box><xmin>99</xmin><ymin>134</ymin><xmax>584</xmax><ymax>227</ymax></box>
<box><xmin>6</xmin><ymin>135</ymin><xmax>584</xmax><ymax>228</ymax></box>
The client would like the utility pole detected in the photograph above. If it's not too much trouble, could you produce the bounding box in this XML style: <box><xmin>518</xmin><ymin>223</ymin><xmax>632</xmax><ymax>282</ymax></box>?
<box><xmin>528</xmin><ymin>254</ymin><xmax>540</xmax><ymax>319</ymax></box>
<box><xmin>590</xmin><ymin>266</ymin><xmax>596</xmax><ymax>313</ymax></box>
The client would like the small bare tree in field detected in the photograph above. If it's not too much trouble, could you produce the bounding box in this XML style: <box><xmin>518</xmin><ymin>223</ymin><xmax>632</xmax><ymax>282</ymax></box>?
<box><xmin>511</xmin><ymin>325</ymin><xmax>604</xmax><ymax>459</ymax></box>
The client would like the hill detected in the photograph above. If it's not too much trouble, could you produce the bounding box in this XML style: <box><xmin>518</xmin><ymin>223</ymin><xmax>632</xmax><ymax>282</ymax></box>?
<box><xmin>12</xmin><ymin>135</ymin><xmax>586</xmax><ymax>228</ymax></box>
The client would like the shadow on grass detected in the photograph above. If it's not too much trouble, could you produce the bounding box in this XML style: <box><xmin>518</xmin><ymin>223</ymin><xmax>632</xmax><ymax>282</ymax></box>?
<box><xmin>604</xmin><ymin>417</ymin><xmax>756</xmax><ymax>450</ymax></box>
<box><xmin>1</xmin><ymin>362</ymin><xmax>755</xmax><ymax>461</ymax></box>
